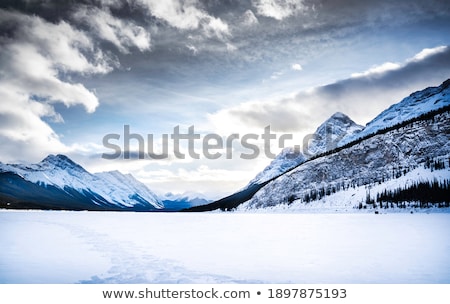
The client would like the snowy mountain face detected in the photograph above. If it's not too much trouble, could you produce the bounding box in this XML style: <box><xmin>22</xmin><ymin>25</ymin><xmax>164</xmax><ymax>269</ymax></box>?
<box><xmin>238</xmin><ymin>80</ymin><xmax>450</xmax><ymax>211</ymax></box>
<box><xmin>93</xmin><ymin>171</ymin><xmax>163</xmax><ymax>209</ymax></box>
<box><xmin>0</xmin><ymin>154</ymin><xmax>163</xmax><ymax>211</ymax></box>
<box><xmin>248</xmin><ymin>147</ymin><xmax>306</xmax><ymax>185</ymax></box>
<box><xmin>340</xmin><ymin>79</ymin><xmax>450</xmax><ymax>146</ymax></box>
<box><xmin>305</xmin><ymin>112</ymin><xmax>363</xmax><ymax>156</ymax></box>
<box><xmin>247</xmin><ymin>112</ymin><xmax>362</xmax><ymax>186</ymax></box>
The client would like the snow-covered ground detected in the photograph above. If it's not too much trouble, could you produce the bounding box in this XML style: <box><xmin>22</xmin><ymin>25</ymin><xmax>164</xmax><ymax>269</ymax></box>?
<box><xmin>1</xmin><ymin>210</ymin><xmax>449</xmax><ymax>284</ymax></box>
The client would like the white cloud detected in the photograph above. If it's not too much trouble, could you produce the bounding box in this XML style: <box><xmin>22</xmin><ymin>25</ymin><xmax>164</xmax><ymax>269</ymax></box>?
<box><xmin>270</xmin><ymin>71</ymin><xmax>284</xmax><ymax>79</ymax></box>
<box><xmin>291</xmin><ymin>63</ymin><xmax>303</xmax><ymax>71</ymax></box>
<box><xmin>7</xmin><ymin>43</ymin><xmax>101</xmax><ymax>113</ymax></box>
<box><xmin>409</xmin><ymin>45</ymin><xmax>448</xmax><ymax>62</ymax></box>
<box><xmin>13</xmin><ymin>15</ymin><xmax>111</xmax><ymax>76</ymax></box>
<box><xmin>351</xmin><ymin>46</ymin><xmax>448</xmax><ymax>79</ymax></box>
<box><xmin>252</xmin><ymin>0</ymin><xmax>306</xmax><ymax>20</ymax></box>
<box><xmin>138</xmin><ymin>0</ymin><xmax>230</xmax><ymax>40</ymax></box>
<box><xmin>241</xmin><ymin>10</ymin><xmax>259</xmax><ymax>26</ymax></box>
<box><xmin>0</xmin><ymin>88</ymin><xmax>69</xmax><ymax>162</ymax></box>
<box><xmin>202</xmin><ymin>15</ymin><xmax>230</xmax><ymax>40</ymax></box>
<box><xmin>226</xmin><ymin>43</ymin><xmax>238</xmax><ymax>52</ymax></box>
<box><xmin>73</xmin><ymin>6</ymin><xmax>151</xmax><ymax>53</ymax></box>
<box><xmin>0</xmin><ymin>10</ymin><xmax>114</xmax><ymax>162</ymax></box>
<box><xmin>351</xmin><ymin>62</ymin><xmax>401</xmax><ymax>78</ymax></box>
<box><xmin>186</xmin><ymin>44</ymin><xmax>198</xmax><ymax>55</ymax></box>
<box><xmin>136</xmin><ymin>163</ymin><xmax>260</xmax><ymax>198</ymax></box>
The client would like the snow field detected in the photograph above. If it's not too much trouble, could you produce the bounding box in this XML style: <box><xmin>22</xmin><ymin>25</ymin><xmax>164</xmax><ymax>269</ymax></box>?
<box><xmin>1</xmin><ymin>210</ymin><xmax>449</xmax><ymax>284</ymax></box>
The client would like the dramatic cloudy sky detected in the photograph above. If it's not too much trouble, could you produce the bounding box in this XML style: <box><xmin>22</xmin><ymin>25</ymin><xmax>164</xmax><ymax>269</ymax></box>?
<box><xmin>1</xmin><ymin>0</ymin><xmax>450</xmax><ymax>197</ymax></box>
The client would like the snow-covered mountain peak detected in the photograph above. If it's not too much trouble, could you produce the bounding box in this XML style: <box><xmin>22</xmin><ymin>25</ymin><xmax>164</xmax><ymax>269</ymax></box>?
<box><xmin>163</xmin><ymin>191</ymin><xmax>210</xmax><ymax>201</ymax></box>
<box><xmin>39</xmin><ymin>154</ymin><xmax>86</xmax><ymax>173</ymax></box>
<box><xmin>306</xmin><ymin>112</ymin><xmax>363</xmax><ymax>156</ymax></box>
<box><xmin>315</xmin><ymin>112</ymin><xmax>362</xmax><ymax>136</ymax></box>
<box><xmin>328</xmin><ymin>111</ymin><xmax>351</xmax><ymax>121</ymax></box>
<box><xmin>246</xmin><ymin>113</ymin><xmax>362</xmax><ymax>186</ymax></box>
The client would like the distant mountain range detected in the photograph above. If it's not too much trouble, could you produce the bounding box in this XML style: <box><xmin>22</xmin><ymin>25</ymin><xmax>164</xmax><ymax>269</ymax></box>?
<box><xmin>189</xmin><ymin>79</ymin><xmax>450</xmax><ymax>212</ymax></box>
<box><xmin>162</xmin><ymin>192</ymin><xmax>211</xmax><ymax>211</ymax></box>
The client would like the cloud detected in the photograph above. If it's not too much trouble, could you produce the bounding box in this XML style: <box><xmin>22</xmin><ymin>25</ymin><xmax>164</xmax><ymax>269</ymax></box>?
<box><xmin>137</xmin><ymin>0</ymin><xmax>230</xmax><ymax>40</ymax></box>
<box><xmin>0</xmin><ymin>88</ymin><xmax>68</xmax><ymax>162</ymax></box>
<box><xmin>252</xmin><ymin>0</ymin><xmax>306</xmax><ymax>20</ymax></box>
<box><xmin>209</xmin><ymin>45</ymin><xmax>450</xmax><ymax>136</ymax></box>
<box><xmin>241</xmin><ymin>10</ymin><xmax>259</xmax><ymax>26</ymax></box>
<box><xmin>291</xmin><ymin>63</ymin><xmax>302</xmax><ymax>71</ymax></box>
<box><xmin>350</xmin><ymin>62</ymin><xmax>400</xmax><ymax>78</ymax></box>
<box><xmin>0</xmin><ymin>10</ymin><xmax>114</xmax><ymax>161</ymax></box>
<box><xmin>186</xmin><ymin>44</ymin><xmax>199</xmax><ymax>55</ymax></box>
<box><xmin>409</xmin><ymin>45</ymin><xmax>448</xmax><ymax>62</ymax></box>
<box><xmin>270</xmin><ymin>71</ymin><xmax>284</xmax><ymax>79</ymax></box>
<box><xmin>135</xmin><ymin>162</ymin><xmax>261</xmax><ymax>198</ymax></box>
<box><xmin>73</xmin><ymin>6</ymin><xmax>151</xmax><ymax>53</ymax></box>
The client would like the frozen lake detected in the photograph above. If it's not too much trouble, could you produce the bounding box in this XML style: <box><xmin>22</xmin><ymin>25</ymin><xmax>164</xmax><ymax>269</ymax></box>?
<box><xmin>0</xmin><ymin>210</ymin><xmax>449</xmax><ymax>284</ymax></box>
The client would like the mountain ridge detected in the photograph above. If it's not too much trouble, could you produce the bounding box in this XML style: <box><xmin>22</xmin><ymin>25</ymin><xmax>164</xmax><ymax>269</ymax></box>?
<box><xmin>187</xmin><ymin>79</ymin><xmax>450</xmax><ymax>212</ymax></box>
<box><xmin>247</xmin><ymin>111</ymin><xmax>363</xmax><ymax>187</ymax></box>
<box><xmin>242</xmin><ymin>110</ymin><xmax>450</xmax><ymax>211</ymax></box>
<box><xmin>0</xmin><ymin>154</ymin><xmax>163</xmax><ymax>211</ymax></box>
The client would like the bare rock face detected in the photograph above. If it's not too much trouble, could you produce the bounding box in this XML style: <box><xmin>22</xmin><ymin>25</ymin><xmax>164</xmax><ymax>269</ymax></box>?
<box><xmin>305</xmin><ymin>112</ymin><xmax>363</xmax><ymax>157</ymax></box>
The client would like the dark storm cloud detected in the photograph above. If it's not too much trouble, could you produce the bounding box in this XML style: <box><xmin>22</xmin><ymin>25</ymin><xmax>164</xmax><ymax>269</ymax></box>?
<box><xmin>212</xmin><ymin>46</ymin><xmax>450</xmax><ymax>132</ymax></box>
<box><xmin>0</xmin><ymin>0</ymin><xmax>448</xmax><ymax>86</ymax></box>
<box><xmin>3</xmin><ymin>0</ymin><xmax>448</xmax><ymax>61</ymax></box>
<box><xmin>317</xmin><ymin>47</ymin><xmax>450</xmax><ymax>101</ymax></box>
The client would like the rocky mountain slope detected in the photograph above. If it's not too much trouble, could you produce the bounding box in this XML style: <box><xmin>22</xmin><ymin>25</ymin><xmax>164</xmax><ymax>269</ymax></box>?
<box><xmin>190</xmin><ymin>79</ymin><xmax>450</xmax><ymax>212</ymax></box>
<box><xmin>241</xmin><ymin>110</ymin><xmax>449</xmax><ymax>211</ymax></box>
<box><xmin>247</xmin><ymin>112</ymin><xmax>363</xmax><ymax>186</ymax></box>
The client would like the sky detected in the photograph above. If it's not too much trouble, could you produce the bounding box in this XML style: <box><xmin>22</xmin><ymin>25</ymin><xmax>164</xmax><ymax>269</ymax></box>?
<box><xmin>0</xmin><ymin>0</ymin><xmax>450</xmax><ymax>198</ymax></box>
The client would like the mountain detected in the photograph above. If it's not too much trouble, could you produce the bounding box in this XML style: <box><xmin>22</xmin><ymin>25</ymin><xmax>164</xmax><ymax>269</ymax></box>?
<box><xmin>306</xmin><ymin>112</ymin><xmax>363</xmax><ymax>156</ymax></box>
<box><xmin>189</xmin><ymin>79</ymin><xmax>450</xmax><ymax>212</ymax></box>
<box><xmin>246</xmin><ymin>112</ymin><xmax>362</xmax><ymax>186</ymax></box>
<box><xmin>0</xmin><ymin>154</ymin><xmax>163</xmax><ymax>211</ymax></box>
<box><xmin>189</xmin><ymin>106</ymin><xmax>364</xmax><ymax>212</ymax></box>
<box><xmin>162</xmin><ymin>192</ymin><xmax>211</xmax><ymax>211</ymax></box>
<box><xmin>241</xmin><ymin>110</ymin><xmax>449</xmax><ymax>211</ymax></box>
<box><xmin>247</xmin><ymin>147</ymin><xmax>306</xmax><ymax>186</ymax></box>
<box><xmin>340</xmin><ymin>79</ymin><xmax>450</xmax><ymax>146</ymax></box>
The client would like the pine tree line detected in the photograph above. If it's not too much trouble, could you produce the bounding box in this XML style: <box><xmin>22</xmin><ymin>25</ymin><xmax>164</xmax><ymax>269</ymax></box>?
<box><xmin>424</xmin><ymin>156</ymin><xmax>449</xmax><ymax>171</ymax></box>
<box><xmin>376</xmin><ymin>179</ymin><xmax>450</xmax><ymax>208</ymax></box>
